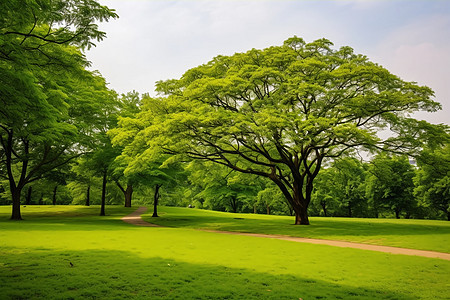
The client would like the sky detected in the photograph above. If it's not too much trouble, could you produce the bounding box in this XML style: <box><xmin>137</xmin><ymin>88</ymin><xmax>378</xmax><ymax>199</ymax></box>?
<box><xmin>85</xmin><ymin>0</ymin><xmax>450</xmax><ymax>125</ymax></box>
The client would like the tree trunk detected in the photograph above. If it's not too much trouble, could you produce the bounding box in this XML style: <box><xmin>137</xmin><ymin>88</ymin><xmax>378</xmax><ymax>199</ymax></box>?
<box><xmin>25</xmin><ymin>186</ymin><xmax>32</xmax><ymax>205</ymax></box>
<box><xmin>11</xmin><ymin>189</ymin><xmax>22</xmax><ymax>220</ymax></box>
<box><xmin>294</xmin><ymin>206</ymin><xmax>309</xmax><ymax>225</ymax></box>
<box><xmin>100</xmin><ymin>169</ymin><xmax>107</xmax><ymax>216</ymax></box>
<box><xmin>293</xmin><ymin>185</ymin><xmax>311</xmax><ymax>225</ymax></box>
<box><xmin>52</xmin><ymin>185</ymin><xmax>58</xmax><ymax>205</ymax></box>
<box><xmin>230</xmin><ymin>196</ymin><xmax>237</xmax><ymax>213</ymax></box>
<box><xmin>38</xmin><ymin>193</ymin><xmax>43</xmax><ymax>205</ymax></box>
<box><xmin>320</xmin><ymin>201</ymin><xmax>328</xmax><ymax>217</ymax></box>
<box><xmin>268</xmin><ymin>157</ymin><xmax>320</xmax><ymax>225</ymax></box>
<box><xmin>266</xmin><ymin>203</ymin><xmax>270</xmax><ymax>215</ymax></box>
<box><xmin>85</xmin><ymin>185</ymin><xmax>90</xmax><ymax>206</ymax></box>
<box><xmin>124</xmin><ymin>185</ymin><xmax>133</xmax><ymax>207</ymax></box>
<box><xmin>152</xmin><ymin>184</ymin><xmax>161</xmax><ymax>217</ymax></box>
<box><xmin>279</xmin><ymin>184</ymin><xmax>310</xmax><ymax>225</ymax></box>
<box><xmin>116</xmin><ymin>181</ymin><xmax>133</xmax><ymax>207</ymax></box>
<box><xmin>395</xmin><ymin>208</ymin><xmax>400</xmax><ymax>219</ymax></box>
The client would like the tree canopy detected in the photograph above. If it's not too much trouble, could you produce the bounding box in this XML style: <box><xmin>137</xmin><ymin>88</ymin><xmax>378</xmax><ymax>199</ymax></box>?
<box><xmin>0</xmin><ymin>0</ymin><xmax>118</xmax><ymax>219</ymax></box>
<box><xmin>135</xmin><ymin>36</ymin><xmax>443</xmax><ymax>224</ymax></box>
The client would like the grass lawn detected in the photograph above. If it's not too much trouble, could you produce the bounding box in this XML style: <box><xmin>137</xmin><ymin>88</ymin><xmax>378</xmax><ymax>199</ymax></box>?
<box><xmin>0</xmin><ymin>205</ymin><xmax>449</xmax><ymax>299</ymax></box>
<box><xmin>144</xmin><ymin>206</ymin><xmax>450</xmax><ymax>253</ymax></box>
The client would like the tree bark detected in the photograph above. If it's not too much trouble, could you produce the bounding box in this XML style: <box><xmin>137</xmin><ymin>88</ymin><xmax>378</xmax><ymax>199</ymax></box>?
<box><xmin>85</xmin><ymin>185</ymin><xmax>90</xmax><ymax>206</ymax></box>
<box><xmin>230</xmin><ymin>196</ymin><xmax>237</xmax><ymax>213</ymax></box>
<box><xmin>25</xmin><ymin>186</ymin><xmax>32</xmax><ymax>205</ymax></box>
<box><xmin>294</xmin><ymin>206</ymin><xmax>310</xmax><ymax>225</ymax></box>
<box><xmin>293</xmin><ymin>185</ymin><xmax>311</xmax><ymax>225</ymax></box>
<box><xmin>152</xmin><ymin>184</ymin><xmax>161</xmax><ymax>217</ymax></box>
<box><xmin>116</xmin><ymin>181</ymin><xmax>133</xmax><ymax>207</ymax></box>
<box><xmin>5</xmin><ymin>129</ymin><xmax>24</xmax><ymax>220</ymax></box>
<box><xmin>124</xmin><ymin>185</ymin><xmax>133</xmax><ymax>207</ymax></box>
<box><xmin>52</xmin><ymin>185</ymin><xmax>58</xmax><ymax>205</ymax></box>
<box><xmin>10</xmin><ymin>189</ymin><xmax>22</xmax><ymax>220</ymax></box>
<box><xmin>395</xmin><ymin>208</ymin><xmax>400</xmax><ymax>219</ymax></box>
<box><xmin>100</xmin><ymin>169</ymin><xmax>107</xmax><ymax>216</ymax></box>
<box><xmin>266</xmin><ymin>203</ymin><xmax>270</xmax><ymax>215</ymax></box>
<box><xmin>320</xmin><ymin>201</ymin><xmax>328</xmax><ymax>217</ymax></box>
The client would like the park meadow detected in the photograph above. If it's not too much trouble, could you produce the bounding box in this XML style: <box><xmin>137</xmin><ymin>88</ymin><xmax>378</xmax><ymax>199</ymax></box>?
<box><xmin>1</xmin><ymin>205</ymin><xmax>449</xmax><ymax>299</ymax></box>
<box><xmin>2</xmin><ymin>1</ymin><xmax>450</xmax><ymax>299</ymax></box>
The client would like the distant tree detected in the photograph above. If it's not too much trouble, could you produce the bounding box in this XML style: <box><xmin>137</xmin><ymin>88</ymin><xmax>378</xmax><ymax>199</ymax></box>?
<box><xmin>333</xmin><ymin>157</ymin><xmax>368</xmax><ymax>217</ymax></box>
<box><xmin>109</xmin><ymin>95</ymin><xmax>185</xmax><ymax>217</ymax></box>
<box><xmin>311</xmin><ymin>167</ymin><xmax>337</xmax><ymax>217</ymax></box>
<box><xmin>186</xmin><ymin>161</ymin><xmax>260</xmax><ymax>213</ymax></box>
<box><xmin>414</xmin><ymin>144</ymin><xmax>450</xmax><ymax>220</ymax></box>
<box><xmin>67</xmin><ymin>156</ymin><xmax>100</xmax><ymax>206</ymax></box>
<box><xmin>255</xmin><ymin>185</ymin><xmax>289</xmax><ymax>215</ymax></box>
<box><xmin>110</xmin><ymin>91</ymin><xmax>143</xmax><ymax>207</ymax></box>
<box><xmin>138</xmin><ymin>37</ymin><xmax>441</xmax><ymax>224</ymax></box>
<box><xmin>366</xmin><ymin>154</ymin><xmax>416</xmax><ymax>219</ymax></box>
<box><xmin>312</xmin><ymin>157</ymin><xmax>367</xmax><ymax>217</ymax></box>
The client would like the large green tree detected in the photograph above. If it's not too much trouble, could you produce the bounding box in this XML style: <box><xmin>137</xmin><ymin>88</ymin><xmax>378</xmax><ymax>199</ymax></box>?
<box><xmin>0</xmin><ymin>0</ymin><xmax>117</xmax><ymax>220</ymax></box>
<box><xmin>130</xmin><ymin>37</ymin><xmax>441</xmax><ymax>224</ymax></box>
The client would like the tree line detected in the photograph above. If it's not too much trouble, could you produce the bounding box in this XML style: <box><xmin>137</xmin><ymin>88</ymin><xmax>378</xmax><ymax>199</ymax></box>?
<box><xmin>1</xmin><ymin>1</ymin><xmax>448</xmax><ymax>223</ymax></box>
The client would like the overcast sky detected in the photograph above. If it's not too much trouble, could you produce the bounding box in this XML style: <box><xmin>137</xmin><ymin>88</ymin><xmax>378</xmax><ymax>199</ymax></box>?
<box><xmin>85</xmin><ymin>0</ymin><xmax>450</xmax><ymax>125</ymax></box>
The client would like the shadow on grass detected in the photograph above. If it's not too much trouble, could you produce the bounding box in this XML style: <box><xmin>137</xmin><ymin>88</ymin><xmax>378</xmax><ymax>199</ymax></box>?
<box><xmin>0</xmin><ymin>248</ymin><xmax>415</xmax><ymax>300</ymax></box>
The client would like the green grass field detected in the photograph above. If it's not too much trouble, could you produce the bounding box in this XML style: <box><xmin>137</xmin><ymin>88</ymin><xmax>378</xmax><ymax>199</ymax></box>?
<box><xmin>1</xmin><ymin>205</ymin><xmax>449</xmax><ymax>299</ymax></box>
<box><xmin>145</xmin><ymin>207</ymin><xmax>450</xmax><ymax>253</ymax></box>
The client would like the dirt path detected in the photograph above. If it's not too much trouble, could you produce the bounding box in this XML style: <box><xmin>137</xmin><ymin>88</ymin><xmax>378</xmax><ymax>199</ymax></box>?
<box><xmin>121</xmin><ymin>206</ymin><xmax>162</xmax><ymax>227</ymax></box>
<box><xmin>122</xmin><ymin>207</ymin><xmax>450</xmax><ymax>261</ymax></box>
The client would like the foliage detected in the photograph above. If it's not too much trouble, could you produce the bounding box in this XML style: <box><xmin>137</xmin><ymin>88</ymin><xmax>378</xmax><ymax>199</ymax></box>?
<box><xmin>185</xmin><ymin>161</ymin><xmax>261</xmax><ymax>213</ymax></box>
<box><xmin>0</xmin><ymin>0</ymin><xmax>118</xmax><ymax>219</ymax></box>
<box><xmin>366</xmin><ymin>154</ymin><xmax>416</xmax><ymax>219</ymax></box>
<box><xmin>109</xmin><ymin>94</ymin><xmax>186</xmax><ymax>214</ymax></box>
<box><xmin>312</xmin><ymin>157</ymin><xmax>367</xmax><ymax>217</ymax></box>
<box><xmin>414</xmin><ymin>143</ymin><xmax>450</xmax><ymax>220</ymax></box>
<box><xmin>136</xmin><ymin>36</ymin><xmax>441</xmax><ymax>224</ymax></box>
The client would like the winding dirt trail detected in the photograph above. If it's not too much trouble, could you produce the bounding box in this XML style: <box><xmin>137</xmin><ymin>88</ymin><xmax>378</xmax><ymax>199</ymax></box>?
<box><xmin>122</xmin><ymin>207</ymin><xmax>450</xmax><ymax>261</ymax></box>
